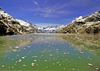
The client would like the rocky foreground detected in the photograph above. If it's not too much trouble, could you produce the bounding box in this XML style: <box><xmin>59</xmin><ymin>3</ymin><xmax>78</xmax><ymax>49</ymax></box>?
<box><xmin>58</xmin><ymin>10</ymin><xmax>100</xmax><ymax>34</ymax></box>
<box><xmin>0</xmin><ymin>8</ymin><xmax>38</xmax><ymax>35</ymax></box>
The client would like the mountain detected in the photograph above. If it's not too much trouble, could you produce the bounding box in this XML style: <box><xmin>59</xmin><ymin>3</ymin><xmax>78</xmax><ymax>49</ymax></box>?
<box><xmin>25</xmin><ymin>21</ymin><xmax>41</xmax><ymax>33</ymax></box>
<box><xmin>43</xmin><ymin>25</ymin><xmax>59</xmax><ymax>33</ymax></box>
<box><xmin>38</xmin><ymin>25</ymin><xmax>65</xmax><ymax>33</ymax></box>
<box><xmin>16</xmin><ymin>19</ymin><xmax>40</xmax><ymax>33</ymax></box>
<box><xmin>0</xmin><ymin>8</ymin><xmax>38</xmax><ymax>35</ymax></box>
<box><xmin>58</xmin><ymin>10</ymin><xmax>100</xmax><ymax>34</ymax></box>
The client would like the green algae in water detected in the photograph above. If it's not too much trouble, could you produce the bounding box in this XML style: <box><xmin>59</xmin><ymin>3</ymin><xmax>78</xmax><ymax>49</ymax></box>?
<box><xmin>0</xmin><ymin>34</ymin><xmax>100</xmax><ymax>71</ymax></box>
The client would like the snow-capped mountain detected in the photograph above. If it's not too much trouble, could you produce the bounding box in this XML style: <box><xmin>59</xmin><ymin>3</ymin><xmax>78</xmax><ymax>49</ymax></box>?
<box><xmin>23</xmin><ymin>20</ymin><xmax>40</xmax><ymax>30</ymax></box>
<box><xmin>0</xmin><ymin>8</ymin><xmax>26</xmax><ymax>35</ymax></box>
<box><xmin>25</xmin><ymin>21</ymin><xmax>38</xmax><ymax>29</ymax></box>
<box><xmin>0</xmin><ymin>8</ymin><xmax>38</xmax><ymax>35</ymax></box>
<box><xmin>38</xmin><ymin>25</ymin><xmax>65</xmax><ymax>33</ymax></box>
<box><xmin>24</xmin><ymin>21</ymin><xmax>41</xmax><ymax>33</ymax></box>
<box><xmin>16</xmin><ymin>19</ymin><xmax>30</xmax><ymax>27</ymax></box>
<box><xmin>58</xmin><ymin>10</ymin><xmax>100</xmax><ymax>34</ymax></box>
<box><xmin>72</xmin><ymin>10</ymin><xmax>100</xmax><ymax>23</ymax></box>
<box><xmin>16</xmin><ymin>19</ymin><xmax>41</xmax><ymax>33</ymax></box>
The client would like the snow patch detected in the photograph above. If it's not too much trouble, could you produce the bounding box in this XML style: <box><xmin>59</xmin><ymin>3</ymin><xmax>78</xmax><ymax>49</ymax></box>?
<box><xmin>75</xmin><ymin>16</ymin><xmax>85</xmax><ymax>22</ymax></box>
<box><xmin>76</xmin><ymin>16</ymin><xmax>83</xmax><ymax>20</ymax></box>
<box><xmin>72</xmin><ymin>16</ymin><xmax>85</xmax><ymax>23</ymax></box>
<box><xmin>16</xmin><ymin>19</ymin><xmax>30</xmax><ymax>27</ymax></box>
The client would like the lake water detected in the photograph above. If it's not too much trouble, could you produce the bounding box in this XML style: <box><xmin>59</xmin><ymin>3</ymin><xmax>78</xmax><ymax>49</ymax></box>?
<box><xmin>0</xmin><ymin>33</ymin><xmax>100</xmax><ymax>71</ymax></box>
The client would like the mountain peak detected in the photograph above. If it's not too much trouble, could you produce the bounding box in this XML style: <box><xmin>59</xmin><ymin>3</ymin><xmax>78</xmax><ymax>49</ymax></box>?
<box><xmin>0</xmin><ymin>8</ymin><xmax>3</xmax><ymax>10</ymax></box>
<box><xmin>58</xmin><ymin>10</ymin><xmax>100</xmax><ymax>34</ymax></box>
<box><xmin>94</xmin><ymin>10</ymin><xmax>100</xmax><ymax>15</ymax></box>
<box><xmin>0</xmin><ymin>8</ymin><xmax>4</xmax><ymax>12</ymax></box>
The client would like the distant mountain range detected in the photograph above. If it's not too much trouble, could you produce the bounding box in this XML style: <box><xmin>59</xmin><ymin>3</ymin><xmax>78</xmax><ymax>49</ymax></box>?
<box><xmin>38</xmin><ymin>25</ymin><xmax>65</xmax><ymax>33</ymax></box>
<box><xmin>0</xmin><ymin>8</ymin><xmax>64</xmax><ymax>35</ymax></box>
<box><xmin>0</xmin><ymin>7</ymin><xmax>100</xmax><ymax>35</ymax></box>
<box><xmin>58</xmin><ymin>10</ymin><xmax>100</xmax><ymax>34</ymax></box>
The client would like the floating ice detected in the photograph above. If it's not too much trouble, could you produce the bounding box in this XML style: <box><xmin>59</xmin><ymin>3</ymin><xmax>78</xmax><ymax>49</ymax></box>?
<box><xmin>56</xmin><ymin>49</ymin><xmax>59</xmax><ymax>51</ymax></box>
<box><xmin>16</xmin><ymin>61</ymin><xmax>18</xmax><ymax>63</ymax></box>
<box><xmin>18</xmin><ymin>59</ymin><xmax>22</xmax><ymax>62</ymax></box>
<box><xmin>57</xmin><ymin>61</ymin><xmax>59</xmax><ymax>64</ymax></box>
<box><xmin>34</xmin><ymin>60</ymin><xmax>36</xmax><ymax>62</ymax></box>
<box><xmin>64</xmin><ymin>52</ymin><xmax>66</xmax><ymax>54</ymax></box>
<box><xmin>12</xmin><ymin>66</ymin><xmax>14</xmax><ymax>68</ymax></box>
<box><xmin>31</xmin><ymin>63</ymin><xmax>35</xmax><ymax>66</ymax></box>
<box><xmin>63</xmin><ymin>67</ymin><xmax>65</xmax><ymax>69</ymax></box>
<box><xmin>23</xmin><ymin>64</ymin><xmax>26</xmax><ymax>67</ymax></box>
<box><xmin>72</xmin><ymin>68</ymin><xmax>75</xmax><ymax>70</ymax></box>
<box><xmin>22</xmin><ymin>57</ymin><xmax>25</xmax><ymax>59</ymax></box>
<box><xmin>96</xmin><ymin>68</ymin><xmax>99</xmax><ymax>70</ymax></box>
<box><xmin>50</xmin><ymin>54</ymin><xmax>52</xmax><ymax>56</ymax></box>
<box><xmin>2</xmin><ymin>65</ymin><xmax>4</xmax><ymax>68</ymax></box>
<box><xmin>88</xmin><ymin>63</ymin><xmax>93</xmax><ymax>66</ymax></box>
<box><xmin>46</xmin><ymin>66</ymin><xmax>48</xmax><ymax>68</ymax></box>
<box><xmin>15</xmin><ymin>46</ymin><xmax>19</xmax><ymax>49</ymax></box>
<box><xmin>59</xmin><ymin>64</ymin><xmax>61</xmax><ymax>66</ymax></box>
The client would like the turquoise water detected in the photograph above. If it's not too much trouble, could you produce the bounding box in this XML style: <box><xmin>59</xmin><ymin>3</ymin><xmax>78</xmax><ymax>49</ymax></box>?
<box><xmin>0</xmin><ymin>34</ymin><xmax>100</xmax><ymax>71</ymax></box>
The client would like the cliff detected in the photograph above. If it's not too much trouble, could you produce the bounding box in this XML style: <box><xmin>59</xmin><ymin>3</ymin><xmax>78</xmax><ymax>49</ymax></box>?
<box><xmin>58</xmin><ymin>10</ymin><xmax>100</xmax><ymax>34</ymax></box>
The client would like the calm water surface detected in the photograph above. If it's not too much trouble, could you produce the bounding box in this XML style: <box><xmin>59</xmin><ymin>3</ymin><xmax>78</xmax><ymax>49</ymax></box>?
<box><xmin>0</xmin><ymin>33</ymin><xmax>100</xmax><ymax>71</ymax></box>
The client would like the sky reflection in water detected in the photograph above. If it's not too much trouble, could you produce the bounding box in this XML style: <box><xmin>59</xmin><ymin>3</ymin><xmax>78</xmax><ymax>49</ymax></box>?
<box><xmin>0</xmin><ymin>34</ymin><xmax>100</xmax><ymax>71</ymax></box>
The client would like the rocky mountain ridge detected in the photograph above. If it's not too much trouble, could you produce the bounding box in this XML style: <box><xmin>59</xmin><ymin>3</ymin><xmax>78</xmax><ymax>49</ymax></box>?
<box><xmin>0</xmin><ymin>7</ymin><xmax>100</xmax><ymax>35</ymax></box>
<box><xmin>16</xmin><ymin>19</ymin><xmax>39</xmax><ymax>33</ymax></box>
<box><xmin>0</xmin><ymin>8</ymin><xmax>38</xmax><ymax>35</ymax></box>
<box><xmin>58</xmin><ymin>10</ymin><xmax>100</xmax><ymax>34</ymax></box>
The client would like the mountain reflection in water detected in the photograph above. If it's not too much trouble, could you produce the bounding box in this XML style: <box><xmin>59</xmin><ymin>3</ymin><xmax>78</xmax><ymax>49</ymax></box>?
<box><xmin>0</xmin><ymin>34</ymin><xmax>100</xmax><ymax>71</ymax></box>
<box><xmin>58</xmin><ymin>34</ymin><xmax>100</xmax><ymax>56</ymax></box>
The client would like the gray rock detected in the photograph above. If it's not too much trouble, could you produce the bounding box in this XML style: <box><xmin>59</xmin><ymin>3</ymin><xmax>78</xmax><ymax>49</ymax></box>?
<box><xmin>58</xmin><ymin>10</ymin><xmax>100</xmax><ymax>34</ymax></box>
<box><xmin>0</xmin><ymin>8</ymin><xmax>37</xmax><ymax>35</ymax></box>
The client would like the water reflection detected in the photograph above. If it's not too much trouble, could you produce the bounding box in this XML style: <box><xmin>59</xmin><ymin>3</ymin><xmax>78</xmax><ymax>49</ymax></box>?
<box><xmin>58</xmin><ymin>34</ymin><xmax>100</xmax><ymax>56</ymax></box>
<box><xmin>0</xmin><ymin>34</ymin><xmax>100</xmax><ymax>71</ymax></box>
<box><xmin>0</xmin><ymin>35</ymin><xmax>38</xmax><ymax>60</ymax></box>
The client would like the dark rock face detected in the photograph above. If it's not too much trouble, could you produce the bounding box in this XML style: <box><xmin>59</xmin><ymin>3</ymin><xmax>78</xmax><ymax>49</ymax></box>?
<box><xmin>0</xmin><ymin>21</ymin><xmax>7</xmax><ymax>35</ymax></box>
<box><xmin>0</xmin><ymin>8</ymin><xmax>36</xmax><ymax>35</ymax></box>
<box><xmin>58</xmin><ymin>10</ymin><xmax>100</xmax><ymax>34</ymax></box>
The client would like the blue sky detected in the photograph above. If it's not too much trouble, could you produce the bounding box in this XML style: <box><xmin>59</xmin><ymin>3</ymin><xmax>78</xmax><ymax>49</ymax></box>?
<box><xmin>0</xmin><ymin>0</ymin><xmax>100</xmax><ymax>28</ymax></box>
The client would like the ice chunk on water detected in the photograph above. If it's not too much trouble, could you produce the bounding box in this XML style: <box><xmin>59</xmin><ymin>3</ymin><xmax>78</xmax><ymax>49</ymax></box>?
<box><xmin>88</xmin><ymin>63</ymin><xmax>93</xmax><ymax>66</ymax></box>
<box><xmin>34</xmin><ymin>60</ymin><xmax>36</xmax><ymax>62</ymax></box>
<box><xmin>15</xmin><ymin>46</ymin><xmax>19</xmax><ymax>49</ymax></box>
<box><xmin>18</xmin><ymin>59</ymin><xmax>22</xmax><ymax>62</ymax></box>
<box><xmin>50</xmin><ymin>54</ymin><xmax>52</xmax><ymax>56</ymax></box>
<box><xmin>31</xmin><ymin>63</ymin><xmax>35</xmax><ymax>66</ymax></box>
<box><xmin>2</xmin><ymin>65</ymin><xmax>4</xmax><ymax>68</ymax></box>
<box><xmin>22</xmin><ymin>57</ymin><xmax>25</xmax><ymax>59</ymax></box>
<box><xmin>45</xmin><ymin>60</ymin><xmax>47</xmax><ymax>62</ymax></box>
<box><xmin>23</xmin><ymin>64</ymin><xmax>26</xmax><ymax>67</ymax></box>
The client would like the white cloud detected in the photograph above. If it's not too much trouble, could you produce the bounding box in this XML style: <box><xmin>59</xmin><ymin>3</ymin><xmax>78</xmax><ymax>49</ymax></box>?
<box><xmin>30</xmin><ymin>3</ymin><xmax>70</xmax><ymax>17</ymax></box>
<box><xmin>21</xmin><ymin>0</ymin><xmax>91</xmax><ymax>17</ymax></box>
<box><xmin>32</xmin><ymin>0</ymin><xmax>39</xmax><ymax>6</ymax></box>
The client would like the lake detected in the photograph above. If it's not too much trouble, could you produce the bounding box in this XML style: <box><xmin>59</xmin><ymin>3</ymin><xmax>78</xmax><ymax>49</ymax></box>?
<box><xmin>0</xmin><ymin>33</ymin><xmax>100</xmax><ymax>71</ymax></box>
